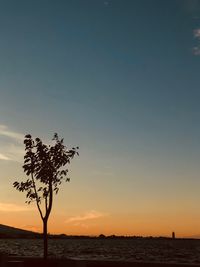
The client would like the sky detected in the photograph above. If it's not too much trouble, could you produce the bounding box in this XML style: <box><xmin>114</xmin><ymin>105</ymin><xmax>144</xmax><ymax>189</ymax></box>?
<box><xmin>1</xmin><ymin>0</ymin><xmax>200</xmax><ymax>237</ymax></box>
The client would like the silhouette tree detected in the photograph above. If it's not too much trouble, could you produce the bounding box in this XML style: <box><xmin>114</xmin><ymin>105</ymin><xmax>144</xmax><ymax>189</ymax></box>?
<box><xmin>13</xmin><ymin>133</ymin><xmax>78</xmax><ymax>259</ymax></box>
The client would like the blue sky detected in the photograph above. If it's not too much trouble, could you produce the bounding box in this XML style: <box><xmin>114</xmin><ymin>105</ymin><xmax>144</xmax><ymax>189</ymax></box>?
<box><xmin>0</xmin><ymin>0</ymin><xmax>200</xmax><ymax>236</ymax></box>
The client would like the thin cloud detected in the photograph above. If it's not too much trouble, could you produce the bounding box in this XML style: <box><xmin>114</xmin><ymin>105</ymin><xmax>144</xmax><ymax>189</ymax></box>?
<box><xmin>0</xmin><ymin>124</ymin><xmax>25</xmax><ymax>162</ymax></box>
<box><xmin>0</xmin><ymin>153</ymin><xmax>10</xmax><ymax>161</ymax></box>
<box><xmin>5</xmin><ymin>144</ymin><xmax>24</xmax><ymax>162</ymax></box>
<box><xmin>192</xmin><ymin>29</ymin><xmax>200</xmax><ymax>55</ymax></box>
<box><xmin>65</xmin><ymin>210</ymin><xmax>108</xmax><ymax>223</ymax></box>
<box><xmin>0</xmin><ymin>203</ymin><xmax>35</xmax><ymax>212</ymax></box>
<box><xmin>193</xmin><ymin>46</ymin><xmax>200</xmax><ymax>55</ymax></box>
<box><xmin>0</xmin><ymin>125</ymin><xmax>24</xmax><ymax>141</ymax></box>
<box><xmin>0</xmin><ymin>145</ymin><xmax>24</xmax><ymax>162</ymax></box>
<box><xmin>22</xmin><ymin>225</ymin><xmax>41</xmax><ymax>232</ymax></box>
<box><xmin>194</xmin><ymin>28</ymin><xmax>200</xmax><ymax>38</ymax></box>
<box><xmin>73</xmin><ymin>222</ymin><xmax>89</xmax><ymax>229</ymax></box>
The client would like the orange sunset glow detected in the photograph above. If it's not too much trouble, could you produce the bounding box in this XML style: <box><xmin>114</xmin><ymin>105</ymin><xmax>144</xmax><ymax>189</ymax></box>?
<box><xmin>1</xmin><ymin>0</ymin><xmax>200</xmax><ymax>243</ymax></box>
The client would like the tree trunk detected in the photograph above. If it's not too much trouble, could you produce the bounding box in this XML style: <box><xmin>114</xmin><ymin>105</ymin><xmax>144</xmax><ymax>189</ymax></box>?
<box><xmin>43</xmin><ymin>219</ymin><xmax>48</xmax><ymax>259</ymax></box>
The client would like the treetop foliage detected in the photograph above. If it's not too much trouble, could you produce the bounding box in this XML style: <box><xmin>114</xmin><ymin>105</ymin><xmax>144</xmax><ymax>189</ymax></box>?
<box><xmin>13</xmin><ymin>133</ymin><xmax>79</xmax><ymax>206</ymax></box>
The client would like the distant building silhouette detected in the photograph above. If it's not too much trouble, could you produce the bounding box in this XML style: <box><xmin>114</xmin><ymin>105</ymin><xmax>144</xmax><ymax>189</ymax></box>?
<box><xmin>172</xmin><ymin>232</ymin><xmax>175</xmax><ymax>239</ymax></box>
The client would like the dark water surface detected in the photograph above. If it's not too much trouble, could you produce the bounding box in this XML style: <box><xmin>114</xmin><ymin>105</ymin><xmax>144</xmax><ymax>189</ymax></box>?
<box><xmin>0</xmin><ymin>238</ymin><xmax>200</xmax><ymax>264</ymax></box>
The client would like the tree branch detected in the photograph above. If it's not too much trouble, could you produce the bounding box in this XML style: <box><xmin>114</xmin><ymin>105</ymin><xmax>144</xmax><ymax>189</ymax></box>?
<box><xmin>31</xmin><ymin>172</ymin><xmax>44</xmax><ymax>220</ymax></box>
<box><xmin>45</xmin><ymin>195</ymin><xmax>48</xmax><ymax>214</ymax></box>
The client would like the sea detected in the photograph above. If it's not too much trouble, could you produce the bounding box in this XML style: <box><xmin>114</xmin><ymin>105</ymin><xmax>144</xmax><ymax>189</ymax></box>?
<box><xmin>0</xmin><ymin>238</ymin><xmax>200</xmax><ymax>264</ymax></box>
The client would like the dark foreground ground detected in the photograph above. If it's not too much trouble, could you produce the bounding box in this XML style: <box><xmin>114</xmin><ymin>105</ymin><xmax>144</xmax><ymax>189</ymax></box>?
<box><xmin>2</xmin><ymin>257</ymin><xmax>200</xmax><ymax>267</ymax></box>
<box><xmin>1</xmin><ymin>238</ymin><xmax>200</xmax><ymax>263</ymax></box>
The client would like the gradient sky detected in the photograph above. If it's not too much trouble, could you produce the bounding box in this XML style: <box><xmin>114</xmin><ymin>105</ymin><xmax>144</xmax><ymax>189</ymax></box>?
<box><xmin>1</xmin><ymin>0</ymin><xmax>200</xmax><ymax>237</ymax></box>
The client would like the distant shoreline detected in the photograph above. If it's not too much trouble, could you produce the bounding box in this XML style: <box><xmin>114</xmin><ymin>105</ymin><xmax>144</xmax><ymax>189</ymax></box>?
<box><xmin>0</xmin><ymin>223</ymin><xmax>199</xmax><ymax>239</ymax></box>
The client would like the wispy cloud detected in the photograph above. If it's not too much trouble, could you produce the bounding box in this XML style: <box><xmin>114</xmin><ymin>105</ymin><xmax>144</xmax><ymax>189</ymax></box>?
<box><xmin>65</xmin><ymin>210</ymin><xmax>108</xmax><ymax>223</ymax></box>
<box><xmin>0</xmin><ymin>125</ymin><xmax>24</xmax><ymax>141</ymax></box>
<box><xmin>0</xmin><ymin>124</ymin><xmax>25</xmax><ymax>162</ymax></box>
<box><xmin>21</xmin><ymin>225</ymin><xmax>41</xmax><ymax>232</ymax></box>
<box><xmin>7</xmin><ymin>144</ymin><xmax>24</xmax><ymax>162</ymax></box>
<box><xmin>73</xmin><ymin>222</ymin><xmax>90</xmax><ymax>229</ymax></box>
<box><xmin>194</xmin><ymin>28</ymin><xmax>200</xmax><ymax>38</ymax></box>
<box><xmin>0</xmin><ymin>203</ymin><xmax>35</xmax><ymax>212</ymax></box>
<box><xmin>193</xmin><ymin>46</ymin><xmax>200</xmax><ymax>55</ymax></box>
<box><xmin>0</xmin><ymin>144</ymin><xmax>24</xmax><ymax>162</ymax></box>
<box><xmin>193</xmin><ymin>28</ymin><xmax>200</xmax><ymax>55</ymax></box>
<box><xmin>0</xmin><ymin>153</ymin><xmax>10</xmax><ymax>161</ymax></box>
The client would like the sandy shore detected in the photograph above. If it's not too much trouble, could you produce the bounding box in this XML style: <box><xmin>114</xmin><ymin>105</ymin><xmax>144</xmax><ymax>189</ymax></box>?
<box><xmin>3</xmin><ymin>257</ymin><xmax>200</xmax><ymax>267</ymax></box>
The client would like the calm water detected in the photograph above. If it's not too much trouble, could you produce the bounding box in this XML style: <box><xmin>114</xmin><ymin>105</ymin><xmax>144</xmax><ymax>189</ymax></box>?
<box><xmin>0</xmin><ymin>238</ymin><xmax>200</xmax><ymax>264</ymax></box>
